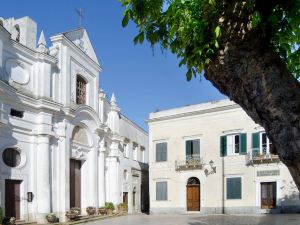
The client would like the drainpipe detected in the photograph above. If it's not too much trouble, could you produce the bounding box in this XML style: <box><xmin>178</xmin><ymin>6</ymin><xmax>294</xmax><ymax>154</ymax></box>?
<box><xmin>222</xmin><ymin>156</ymin><xmax>225</xmax><ymax>214</ymax></box>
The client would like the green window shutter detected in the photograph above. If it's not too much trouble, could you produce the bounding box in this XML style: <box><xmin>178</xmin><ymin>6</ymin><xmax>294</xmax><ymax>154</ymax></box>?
<box><xmin>240</xmin><ymin>133</ymin><xmax>247</xmax><ymax>155</ymax></box>
<box><xmin>186</xmin><ymin>140</ymin><xmax>192</xmax><ymax>157</ymax></box>
<box><xmin>220</xmin><ymin>136</ymin><xmax>227</xmax><ymax>157</ymax></box>
<box><xmin>252</xmin><ymin>133</ymin><xmax>260</xmax><ymax>154</ymax></box>
<box><xmin>226</xmin><ymin>177</ymin><xmax>242</xmax><ymax>199</ymax></box>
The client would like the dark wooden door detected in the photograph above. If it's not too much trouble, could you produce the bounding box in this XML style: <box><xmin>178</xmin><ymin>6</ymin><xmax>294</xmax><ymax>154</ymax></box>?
<box><xmin>70</xmin><ymin>159</ymin><xmax>81</xmax><ymax>208</ymax></box>
<box><xmin>187</xmin><ymin>185</ymin><xmax>200</xmax><ymax>211</ymax></box>
<box><xmin>123</xmin><ymin>192</ymin><xmax>128</xmax><ymax>204</ymax></box>
<box><xmin>261</xmin><ymin>182</ymin><xmax>276</xmax><ymax>209</ymax></box>
<box><xmin>5</xmin><ymin>180</ymin><xmax>22</xmax><ymax>219</ymax></box>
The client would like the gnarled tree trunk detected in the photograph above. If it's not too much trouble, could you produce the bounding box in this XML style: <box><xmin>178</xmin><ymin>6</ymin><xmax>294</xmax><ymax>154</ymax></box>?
<box><xmin>204</xmin><ymin>1</ymin><xmax>300</xmax><ymax>190</ymax></box>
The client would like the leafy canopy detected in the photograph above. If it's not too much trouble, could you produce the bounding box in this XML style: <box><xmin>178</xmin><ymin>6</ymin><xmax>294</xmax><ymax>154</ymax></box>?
<box><xmin>119</xmin><ymin>0</ymin><xmax>300</xmax><ymax>80</ymax></box>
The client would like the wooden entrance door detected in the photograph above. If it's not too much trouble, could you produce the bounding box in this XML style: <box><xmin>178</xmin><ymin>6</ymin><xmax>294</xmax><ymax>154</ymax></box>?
<box><xmin>261</xmin><ymin>182</ymin><xmax>276</xmax><ymax>209</ymax></box>
<box><xmin>70</xmin><ymin>159</ymin><xmax>82</xmax><ymax>208</ymax></box>
<box><xmin>187</xmin><ymin>185</ymin><xmax>200</xmax><ymax>211</ymax></box>
<box><xmin>5</xmin><ymin>180</ymin><xmax>22</xmax><ymax>219</ymax></box>
<box><xmin>123</xmin><ymin>192</ymin><xmax>128</xmax><ymax>204</ymax></box>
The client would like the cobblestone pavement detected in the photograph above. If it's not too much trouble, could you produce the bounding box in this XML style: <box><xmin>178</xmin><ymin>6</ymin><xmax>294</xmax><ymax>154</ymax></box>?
<box><xmin>89</xmin><ymin>214</ymin><xmax>300</xmax><ymax>225</ymax></box>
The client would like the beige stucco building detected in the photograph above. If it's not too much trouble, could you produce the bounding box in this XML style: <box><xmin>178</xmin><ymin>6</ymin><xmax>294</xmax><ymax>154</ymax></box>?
<box><xmin>148</xmin><ymin>99</ymin><xmax>300</xmax><ymax>214</ymax></box>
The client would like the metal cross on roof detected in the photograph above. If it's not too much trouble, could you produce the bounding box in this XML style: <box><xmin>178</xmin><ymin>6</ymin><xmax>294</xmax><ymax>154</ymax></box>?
<box><xmin>76</xmin><ymin>8</ymin><xmax>84</xmax><ymax>27</ymax></box>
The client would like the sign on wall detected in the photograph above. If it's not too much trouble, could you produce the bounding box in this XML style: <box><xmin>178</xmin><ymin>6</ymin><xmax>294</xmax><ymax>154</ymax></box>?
<box><xmin>257</xmin><ymin>170</ymin><xmax>280</xmax><ymax>177</ymax></box>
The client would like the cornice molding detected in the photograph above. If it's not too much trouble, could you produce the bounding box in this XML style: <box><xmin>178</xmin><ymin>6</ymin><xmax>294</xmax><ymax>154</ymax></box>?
<box><xmin>147</xmin><ymin>104</ymin><xmax>241</xmax><ymax>123</ymax></box>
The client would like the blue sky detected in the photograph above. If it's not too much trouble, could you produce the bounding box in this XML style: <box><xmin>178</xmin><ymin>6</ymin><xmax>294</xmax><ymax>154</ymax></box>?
<box><xmin>1</xmin><ymin>0</ymin><xmax>225</xmax><ymax>130</ymax></box>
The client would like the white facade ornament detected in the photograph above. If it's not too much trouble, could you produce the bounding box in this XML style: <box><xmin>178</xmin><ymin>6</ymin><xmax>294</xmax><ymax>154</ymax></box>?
<box><xmin>37</xmin><ymin>30</ymin><xmax>48</xmax><ymax>54</ymax></box>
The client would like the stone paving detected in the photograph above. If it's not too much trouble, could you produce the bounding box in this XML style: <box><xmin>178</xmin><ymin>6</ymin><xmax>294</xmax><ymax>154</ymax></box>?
<box><xmin>88</xmin><ymin>214</ymin><xmax>300</xmax><ymax>225</ymax></box>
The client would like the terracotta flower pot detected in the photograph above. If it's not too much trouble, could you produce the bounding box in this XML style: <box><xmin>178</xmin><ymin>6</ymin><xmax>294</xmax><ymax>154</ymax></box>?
<box><xmin>107</xmin><ymin>209</ymin><xmax>113</xmax><ymax>216</ymax></box>
<box><xmin>98</xmin><ymin>207</ymin><xmax>107</xmax><ymax>216</ymax></box>
<box><xmin>86</xmin><ymin>207</ymin><xmax>96</xmax><ymax>216</ymax></box>
<box><xmin>45</xmin><ymin>214</ymin><xmax>57</xmax><ymax>223</ymax></box>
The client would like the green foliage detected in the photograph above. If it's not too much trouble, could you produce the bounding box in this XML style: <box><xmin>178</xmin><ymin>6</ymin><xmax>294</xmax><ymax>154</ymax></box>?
<box><xmin>105</xmin><ymin>202</ymin><xmax>115</xmax><ymax>210</ymax></box>
<box><xmin>119</xmin><ymin>0</ymin><xmax>300</xmax><ymax>79</ymax></box>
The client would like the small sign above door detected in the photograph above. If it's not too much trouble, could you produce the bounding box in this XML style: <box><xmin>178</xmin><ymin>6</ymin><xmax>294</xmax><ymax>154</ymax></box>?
<box><xmin>257</xmin><ymin>170</ymin><xmax>280</xmax><ymax>177</ymax></box>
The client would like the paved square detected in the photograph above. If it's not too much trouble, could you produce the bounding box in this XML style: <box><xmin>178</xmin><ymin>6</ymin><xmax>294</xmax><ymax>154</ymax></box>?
<box><xmin>90</xmin><ymin>214</ymin><xmax>300</xmax><ymax>225</ymax></box>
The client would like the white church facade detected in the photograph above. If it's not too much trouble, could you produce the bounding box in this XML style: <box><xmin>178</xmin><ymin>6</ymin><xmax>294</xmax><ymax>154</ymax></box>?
<box><xmin>148</xmin><ymin>100</ymin><xmax>300</xmax><ymax>214</ymax></box>
<box><xmin>0</xmin><ymin>16</ymin><xmax>149</xmax><ymax>222</ymax></box>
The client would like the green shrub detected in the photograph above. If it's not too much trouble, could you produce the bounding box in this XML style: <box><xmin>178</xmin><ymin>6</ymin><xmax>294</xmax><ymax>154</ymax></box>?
<box><xmin>105</xmin><ymin>202</ymin><xmax>115</xmax><ymax>210</ymax></box>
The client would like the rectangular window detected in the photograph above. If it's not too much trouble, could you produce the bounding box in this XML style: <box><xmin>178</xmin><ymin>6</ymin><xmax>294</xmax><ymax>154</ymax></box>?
<box><xmin>140</xmin><ymin>146</ymin><xmax>145</xmax><ymax>163</ymax></box>
<box><xmin>156</xmin><ymin>181</ymin><xmax>168</xmax><ymax>201</ymax></box>
<box><xmin>227</xmin><ymin>134</ymin><xmax>240</xmax><ymax>155</ymax></box>
<box><xmin>10</xmin><ymin>109</ymin><xmax>24</xmax><ymax>118</ymax></box>
<box><xmin>156</xmin><ymin>142</ymin><xmax>167</xmax><ymax>162</ymax></box>
<box><xmin>261</xmin><ymin>132</ymin><xmax>272</xmax><ymax>155</ymax></box>
<box><xmin>186</xmin><ymin>139</ymin><xmax>200</xmax><ymax>159</ymax></box>
<box><xmin>226</xmin><ymin>177</ymin><xmax>242</xmax><ymax>200</ymax></box>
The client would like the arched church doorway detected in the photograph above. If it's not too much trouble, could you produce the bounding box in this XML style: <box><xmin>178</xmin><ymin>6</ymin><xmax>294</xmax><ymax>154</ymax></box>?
<box><xmin>70</xmin><ymin>126</ymin><xmax>90</xmax><ymax>208</ymax></box>
<box><xmin>186</xmin><ymin>177</ymin><xmax>200</xmax><ymax>211</ymax></box>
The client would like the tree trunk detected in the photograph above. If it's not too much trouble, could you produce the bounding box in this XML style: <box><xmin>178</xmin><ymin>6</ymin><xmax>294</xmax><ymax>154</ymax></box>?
<box><xmin>204</xmin><ymin>1</ymin><xmax>300</xmax><ymax>190</ymax></box>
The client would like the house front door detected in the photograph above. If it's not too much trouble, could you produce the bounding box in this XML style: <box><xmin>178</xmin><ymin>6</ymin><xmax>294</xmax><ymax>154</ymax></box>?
<box><xmin>261</xmin><ymin>182</ymin><xmax>277</xmax><ymax>209</ymax></box>
<box><xmin>5</xmin><ymin>179</ymin><xmax>22</xmax><ymax>219</ymax></box>
<box><xmin>187</xmin><ymin>185</ymin><xmax>200</xmax><ymax>211</ymax></box>
<box><xmin>70</xmin><ymin>159</ymin><xmax>82</xmax><ymax>208</ymax></box>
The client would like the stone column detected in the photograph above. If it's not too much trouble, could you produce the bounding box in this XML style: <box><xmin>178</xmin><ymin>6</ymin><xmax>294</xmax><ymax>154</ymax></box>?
<box><xmin>107</xmin><ymin>140</ymin><xmax>120</xmax><ymax>205</ymax></box>
<box><xmin>88</xmin><ymin>134</ymin><xmax>99</xmax><ymax>207</ymax></box>
<box><xmin>36</xmin><ymin>135</ymin><xmax>51</xmax><ymax>222</ymax></box>
<box><xmin>98</xmin><ymin>138</ymin><xmax>106</xmax><ymax>207</ymax></box>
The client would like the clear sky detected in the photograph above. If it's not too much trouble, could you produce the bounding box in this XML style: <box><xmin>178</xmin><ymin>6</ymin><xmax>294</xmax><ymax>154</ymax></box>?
<box><xmin>1</xmin><ymin>0</ymin><xmax>225</xmax><ymax>130</ymax></box>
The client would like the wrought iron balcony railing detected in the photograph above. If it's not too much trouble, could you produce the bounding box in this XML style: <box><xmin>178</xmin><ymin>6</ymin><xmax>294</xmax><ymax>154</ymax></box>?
<box><xmin>175</xmin><ymin>154</ymin><xmax>204</xmax><ymax>171</ymax></box>
<box><xmin>246</xmin><ymin>148</ymin><xmax>280</xmax><ymax>165</ymax></box>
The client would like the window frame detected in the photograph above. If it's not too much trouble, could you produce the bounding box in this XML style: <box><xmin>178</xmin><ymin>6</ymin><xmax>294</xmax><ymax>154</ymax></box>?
<box><xmin>185</xmin><ymin>138</ymin><xmax>200</xmax><ymax>159</ymax></box>
<box><xmin>76</xmin><ymin>75</ymin><xmax>87</xmax><ymax>105</ymax></box>
<box><xmin>156</xmin><ymin>181</ymin><xmax>168</xmax><ymax>201</ymax></box>
<box><xmin>226</xmin><ymin>134</ymin><xmax>241</xmax><ymax>156</ymax></box>
<box><xmin>155</xmin><ymin>141</ymin><xmax>168</xmax><ymax>162</ymax></box>
<box><xmin>260</xmin><ymin>132</ymin><xmax>272</xmax><ymax>155</ymax></box>
<box><xmin>226</xmin><ymin>176</ymin><xmax>242</xmax><ymax>200</ymax></box>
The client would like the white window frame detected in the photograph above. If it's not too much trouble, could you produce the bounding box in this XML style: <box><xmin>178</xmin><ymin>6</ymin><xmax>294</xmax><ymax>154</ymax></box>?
<box><xmin>226</xmin><ymin>134</ymin><xmax>241</xmax><ymax>156</ymax></box>
<box><xmin>260</xmin><ymin>132</ymin><xmax>271</xmax><ymax>155</ymax></box>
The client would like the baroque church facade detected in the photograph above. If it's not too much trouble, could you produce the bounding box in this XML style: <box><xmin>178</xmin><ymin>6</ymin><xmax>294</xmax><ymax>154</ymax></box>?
<box><xmin>0</xmin><ymin>16</ymin><xmax>149</xmax><ymax>222</ymax></box>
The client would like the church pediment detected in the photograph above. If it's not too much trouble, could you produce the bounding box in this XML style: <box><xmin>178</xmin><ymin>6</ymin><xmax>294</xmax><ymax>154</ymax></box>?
<box><xmin>63</xmin><ymin>28</ymin><xmax>99</xmax><ymax>64</ymax></box>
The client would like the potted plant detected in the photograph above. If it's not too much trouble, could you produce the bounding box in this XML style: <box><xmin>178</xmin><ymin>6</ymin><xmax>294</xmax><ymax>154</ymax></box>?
<box><xmin>105</xmin><ymin>202</ymin><xmax>115</xmax><ymax>216</ymax></box>
<box><xmin>9</xmin><ymin>218</ymin><xmax>16</xmax><ymax>225</ymax></box>
<box><xmin>65</xmin><ymin>207</ymin><xmax>81</xmax><ymax>221</ymax></box>
<box><xmin>45</xmin><ymin>213</ymin><xmax>57</xmax><ymax>223</ymax></box>
<box><xmin>98</xmin><ymin>207</ymin><xmax>107</xmax><ymax>216</ymax></box>
<box><xmin>86</xmin><ymin>207</ymin><xmax>96</xmax><ymax>216</ymax></box>
<box><xmin>117</xmin><ymin>203</ymin><xmax>128</xmax><ymax>214</ymax></box>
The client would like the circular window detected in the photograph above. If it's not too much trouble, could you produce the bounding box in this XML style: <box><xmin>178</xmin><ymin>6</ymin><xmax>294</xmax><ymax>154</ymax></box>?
<box><xmin>2</xmin><ymin>148</ymin><xmax>21</xmax><ymax>167</ymax></box>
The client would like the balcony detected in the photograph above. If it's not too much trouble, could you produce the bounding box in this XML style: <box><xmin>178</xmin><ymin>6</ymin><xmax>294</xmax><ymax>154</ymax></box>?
<box><xmin>247</xmin><ymin>148</ymin><xmax>280</xmax><ymax>165</ymax></box>
<box><xmin>175</xmin><ymin>154</ymin><xmax>204</xmax><ymax>171</ymax></box>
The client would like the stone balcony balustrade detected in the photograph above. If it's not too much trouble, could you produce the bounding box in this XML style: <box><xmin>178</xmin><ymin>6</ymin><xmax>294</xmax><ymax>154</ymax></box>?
<box><xmin>175</xmin><ymin>154</ymin><xmax>204</xmax><ymax>171</ymax></box>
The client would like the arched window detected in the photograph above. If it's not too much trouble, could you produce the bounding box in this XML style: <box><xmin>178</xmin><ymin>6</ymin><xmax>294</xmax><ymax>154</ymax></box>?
<box><xmin>76</xmin><ymin>75</ymin><xmax>87</xmax><ymax>104</ymax></box>
<box><xmin>14</xmin><ymin>25</ymin><xmax>20</xmax><ymax>42</ymax></box>
<box><xmin>187</xmin><ymin>177</ymin><xmax>200</xmax><ymax>185</ymax></box>
<box><xmin>2</xmin><ymin>148</ymin><xmax>21</xmax><ymax>167</ymax></box>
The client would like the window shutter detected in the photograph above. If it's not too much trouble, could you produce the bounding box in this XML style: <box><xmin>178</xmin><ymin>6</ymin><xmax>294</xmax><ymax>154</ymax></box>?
<box><xmin>186</xmin><ymin>140</ymin><xmax>192</xmax><ymax>156</ymax></box>
<box><xmin>226</xmin><ymin>177</ymin><xmax>242</xmax><ymax>199</ymax></box>
<box><xmin>240</xmin><ymin>133</ymin><xmax>247</xmax><ymax>155</ymax></box>
<box><xmin>252</xmin><ymin>133</ymin><xmax>260</xmax><ymax>154</ymax></box>
<box><xmin>220</xmin><ymin>136</ymin><xmax>227</xmax><ymax>157</ymax></box>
